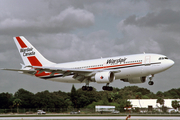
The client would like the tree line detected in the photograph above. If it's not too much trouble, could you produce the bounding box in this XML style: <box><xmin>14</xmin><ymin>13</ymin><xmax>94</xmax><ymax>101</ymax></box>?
<box><xmin>1</xmin><ymin>85</ymin><xmax>180</xmax><ymax>111</ymax></box>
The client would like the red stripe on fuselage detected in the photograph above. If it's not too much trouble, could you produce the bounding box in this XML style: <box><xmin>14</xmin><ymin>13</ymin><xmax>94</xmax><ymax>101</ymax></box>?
<box><xmin>27</xmin><ymin>56</ymin><xmax>42</xmax><ymax>66</ymax></box>
<box><xmin>88</xmin><ymin>62</ymin><xmax>142</xmax><ymax>70</ymax></box>
<box><xmin>35</xmin><ymin>72</ymin><xmax>59</xmax><ymax>77</ymax></box>
<box><xmin>16</xmin><ymin>37</ymin><xmax>27</xmax><ymax>48</ymax></box>
<box><xmin>35</xmin><ymin>71</ymin><xmax>51</xmax><ymax>77</ymax></box>
<box><xmin>34</xmin><ymin>62</ymin><xmax>143</xmax><ymax>78</ymax></box>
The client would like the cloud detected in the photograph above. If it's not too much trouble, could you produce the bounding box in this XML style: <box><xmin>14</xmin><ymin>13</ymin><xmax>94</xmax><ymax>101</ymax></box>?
<box><xmin>0</xmin><ymin>7</ymin><xmax>94</xmax><ymax>35</ymax></box>
<box><xmin>50</xmin><ymin>7</ymin><xmax>94</xmax><ymax>29</ymax></box>
<box><xmin>84</xmin><ymin>0</ymin><xmax>149</xmax><ymax>17</ymax></box>
<box><xmin>147</xmin><ymin>0</ymin><xmax>180</xmax><ymax>12</ymax></box>
<box><xmin>27</xmin><ymin>30</ymin><xmax>115</xmax><ymax>63</ymax></box>
<box><xmin>117</xmin><ymin>9</ymin><xmax>180</xmax><ymax>56</ymax></box>
<box><xmin>123</xmin><ymin>9</ymin><xmax>180</xmax><ymax>27</ymax></box>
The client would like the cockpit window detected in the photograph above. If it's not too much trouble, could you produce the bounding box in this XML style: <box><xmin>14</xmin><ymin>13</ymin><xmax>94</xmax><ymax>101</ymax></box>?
<box><xmin>159</xmin><ymin>57</ymin><xmax>168</xmax><ymax>60</ymax></box>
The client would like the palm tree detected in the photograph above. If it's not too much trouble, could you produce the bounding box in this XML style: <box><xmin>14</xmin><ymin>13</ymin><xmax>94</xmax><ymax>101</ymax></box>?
<box><xmin>13</xmin><ymin>98</ymin><xmax>22</xmax><ymax>113</ymax></box>
<box><xmin>156</xmin><ymin>97</ymin><xmax>164</xmax><ymax>112</ymax></box>
<box><xmin>135</xmin><ymin>92</ymin><xmax>142</xmax><ymax>108</ymax></box>
<box><xmin>172</xmin><ymin>100</ymin><xmax>180</xmax><ymax>110</ymax></box>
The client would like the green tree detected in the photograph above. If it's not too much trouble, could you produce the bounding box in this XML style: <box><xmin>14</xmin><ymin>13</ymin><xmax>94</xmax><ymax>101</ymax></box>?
<box><xmin>164</xmin><ymin>88</ymin><xmax>180</xmax><ymax>99</ymax></box>
<box><xmin>172</xmin><ymin>100</ymin><xmax>180</xmax><ymax>110</ymax></box>
<box><xmin>156</xmin><ymin>97</ymin><xmax>164</xmax><ymax>106</ymax></box>
<box><xmin>13</xmin><ymin>98</ymin><xmax>22</xmax><ymax>113</ymax></box>
<box><xmin>116</xmin><ymin>99</ymin><xmax>132</xmax><ymax>112</ymax></box>
<box><xmin>33</xmin><ymin>90</ymin><xmax>54</xmax><ymax>108</ymax></box>
<box><xmin>0</xmin><ymin>92</ymin><xmax>13</xmax><ymax>109</ymax></box>
<box><xmin>157</xmin><ymin>97</ymin><xmax>165</xmax><ymax>112</ymax></box>
<box><xmin>70</xmin><ymin>85</ymin><xmax>78</xmax><ymax>108</ymax></box>
<box><xmin>102</xmin><ymin>93</ymin><xmax>109</xmax><ymax>105</ymax></box>
<box><xmin>76</xmin><ymin>88</ymin><xmax>99</xmax><ymax>108</ymax></box>
<box><xmin>156</xmin><ymin>91</ymin><xmax>164</xmax><ymax>98</ymax></box>
<box><xmin>135</xmin><ymin>92</ymin><xmax>142</xmax><ymax>99</ymax></box>
<box><xmin>14</xmin><ymin>88</ymin><xmax>34</xmax><ymax>108</ymax></box>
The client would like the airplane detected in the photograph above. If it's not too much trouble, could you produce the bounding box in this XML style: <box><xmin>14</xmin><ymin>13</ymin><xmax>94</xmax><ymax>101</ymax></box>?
<box><xmin>2</xmin><ymin>36</ymin><xmax>174</xmax><ymax>91</ymax></box>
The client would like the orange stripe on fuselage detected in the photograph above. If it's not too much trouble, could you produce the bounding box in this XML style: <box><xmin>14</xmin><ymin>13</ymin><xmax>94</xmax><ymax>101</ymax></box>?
<box><xmin>16</xmin><ymin>37</ymin><xmax>27</xmax><ymax>48</ymax></box>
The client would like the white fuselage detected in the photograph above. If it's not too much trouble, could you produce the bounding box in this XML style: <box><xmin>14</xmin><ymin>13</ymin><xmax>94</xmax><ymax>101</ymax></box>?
<box><xmin>36</xmin><ymin>53</ymin><xmax>174</xmax><ymax>83</ymax></box>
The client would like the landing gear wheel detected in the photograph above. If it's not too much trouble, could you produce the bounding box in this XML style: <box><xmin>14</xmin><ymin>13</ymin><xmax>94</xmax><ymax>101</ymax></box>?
<box><xmin>82</xmin><ymin>86</ymin><xmax>93</xmax><ymax>91</ymax></box>
<box><xmin>102</xmin><ymin>86</ymin><xmax>113</xmax><ymax>91</ymax></box>
<box><xmin>102</xmin><ymin>86</ymin><xmax>107</xmax><ymax>90</ymax></box>
<box><xmin>82</xmin><ymin>86</ymin><xmax>87</xmax><ymax>91</ymax></box>
<box><xmin>148</xmin><ymin>81</ymin><xmax>154</xmax><ymax>85</ymax></box>
<box><xmin>107</xmin><ymin>86</ymin><xmax>113</xmax><ymax>91</ymax></box>
<box><xmin>87</xmin><ymin>86</ymin><xmax>93</xmax><ymax>91</ymax></box>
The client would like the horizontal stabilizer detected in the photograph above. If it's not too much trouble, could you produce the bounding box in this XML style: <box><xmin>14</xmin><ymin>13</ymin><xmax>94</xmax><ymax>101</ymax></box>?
<box><xmin>1</xmin><ymin>68</ymin><xmax>36</xmax><ymax>74</ymax></box>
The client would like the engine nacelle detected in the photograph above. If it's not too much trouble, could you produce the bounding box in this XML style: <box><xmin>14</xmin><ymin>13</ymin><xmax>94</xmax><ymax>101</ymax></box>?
<box><xmin>121</xmin><ymin>77</ymin><xmax>146</xmax><ymax>84</ymax></box>
<box><xmin>94</xmin><ymin>71</ymin><xmax>115</xmax><ymax>83</ymax></box>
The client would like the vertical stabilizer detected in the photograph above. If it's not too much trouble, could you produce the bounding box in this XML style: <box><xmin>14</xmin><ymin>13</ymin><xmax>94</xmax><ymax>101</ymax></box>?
<box><xmin>14</xmin><ymin>36</ymin><xmax>54</xmax><ymax>66</ymax></box>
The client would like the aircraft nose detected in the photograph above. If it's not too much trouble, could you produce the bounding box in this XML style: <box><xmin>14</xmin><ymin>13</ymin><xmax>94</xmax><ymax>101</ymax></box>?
<box><xmin>161</xmin><ymin>59</ymin><xmax>174</xmax><ymax>71</ymax></box>
<box><xmin>169</xmin><ymin>59</ymin><xmax>174</xmax><ymax>67</ymax></box>
<box><xmin>166</xmin><ymin>59</ymin><xmax>174</xmax><ymax>68</ymax></box>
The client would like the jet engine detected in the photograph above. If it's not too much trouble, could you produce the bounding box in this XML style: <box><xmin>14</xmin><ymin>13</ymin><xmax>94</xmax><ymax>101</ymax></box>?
<box><xmin>121</xmin><ymin>77</ymin><xmax>146</xmax><ymax>84</ymax></box>
<box><xmin>92</xmin><ymin>71</ymin><xmax>115</xmax><ymax>83</ymax></box>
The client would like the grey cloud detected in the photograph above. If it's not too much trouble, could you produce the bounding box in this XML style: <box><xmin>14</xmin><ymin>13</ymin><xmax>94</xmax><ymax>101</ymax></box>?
<box><xmin>50</xmin><ymin>7</ymin><xmax>94</xmax><ymax>30</ymax></box>
<box><xmin>29</xmin><ymin>30</ymin><xmax>116</xmax><ymax>63</ymax></box>
<box><xmin>84</xmin><ymin>0</ymin><xmax>149</xmax><ymax>17</ymax></box>
<box><xmin>123</xmin><ymin>9</ymin><xmax>180</xmax><ymax>27</ymax></box>
<box><xmin>0</xmin><ymin>6</ymin><xmax>94</xmax><ymax>35</ymax></box>
<box><xmin>147</xmin><ymin>0</ymin><xmax>180</xmax><ymax>12</ymax></box>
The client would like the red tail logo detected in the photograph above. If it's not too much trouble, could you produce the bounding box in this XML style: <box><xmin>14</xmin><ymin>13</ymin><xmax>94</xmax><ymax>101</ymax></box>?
<box><xmin>16</xmin><ymin>37</ymin><xmax>27</xmax><ymax>48</ymax></box>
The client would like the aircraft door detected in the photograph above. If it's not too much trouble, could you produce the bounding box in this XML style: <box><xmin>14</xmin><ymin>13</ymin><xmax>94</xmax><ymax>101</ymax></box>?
<box><xmin>141</xmin><ymin>56</ymin><xmax>151</xmax><ymax>75</ymax></box>
<box><xmin>145</xmin><ymin>56</ymin><xmax>151</xmax><ymax>65</ymax></box>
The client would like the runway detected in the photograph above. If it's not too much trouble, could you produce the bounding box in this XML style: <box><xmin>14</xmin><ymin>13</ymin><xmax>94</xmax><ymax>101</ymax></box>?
<box><xmin>0</xmin><ymin>116</ymin><xmax>180</xmax><ymax>120</ymax></box>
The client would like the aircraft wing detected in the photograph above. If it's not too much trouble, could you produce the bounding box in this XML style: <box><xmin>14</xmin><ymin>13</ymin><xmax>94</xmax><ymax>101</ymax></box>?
<box><xmin>1</xmin><ymin>68</ymin><xmax>36</xmax><ymax>74</ymax></box>
<box><xmin>2</xmin><ymin>66</ymin><xmax>121</xmax><ymax>82</ymax></box>
<box><xmin>33</xmin><ymin>66</ymin><xmax>121</xmax><ymax>74</ymax></box>
<box><xmin>33</xmin><ymin>66</ymin><xmax>121</xmax><ymax>82</ymax></box>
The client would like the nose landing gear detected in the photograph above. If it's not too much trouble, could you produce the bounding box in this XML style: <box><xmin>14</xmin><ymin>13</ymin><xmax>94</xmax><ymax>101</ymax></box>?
<box><xmin>148</xmin><ymin>74</ymin><xmax>154</xmax><ymax>85</ymax></box>
<box><xmin>148</xmin><ymin>81</ymin><xmax>154</xmax><ymax>85</ymax></box>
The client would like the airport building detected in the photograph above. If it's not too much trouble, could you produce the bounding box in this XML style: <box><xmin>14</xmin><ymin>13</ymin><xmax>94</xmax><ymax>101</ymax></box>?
<box><xmin>128</xmin><ymin>99</ymin><xmax>180</xmax><ymax>113</ymax></box>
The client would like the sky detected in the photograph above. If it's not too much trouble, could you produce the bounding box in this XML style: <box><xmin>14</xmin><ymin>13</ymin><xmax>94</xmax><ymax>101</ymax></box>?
<box><xmin>0</xmin><ymin>0</ymin><xmax>179</xmax><ymax>94</ymax></box>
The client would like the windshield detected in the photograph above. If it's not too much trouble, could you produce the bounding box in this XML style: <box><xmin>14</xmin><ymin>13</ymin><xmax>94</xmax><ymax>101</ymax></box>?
<box><xmin>159</xmin><ymin>57</ymin><xmax>168</xmax><ymax>60</ymax></box>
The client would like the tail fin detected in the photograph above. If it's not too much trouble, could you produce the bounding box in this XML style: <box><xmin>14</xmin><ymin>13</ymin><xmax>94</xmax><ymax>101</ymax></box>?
<box><xmin>14</xmin><ymin>36</ymin><xmax>54</xmax><ymax>66</ymax></box>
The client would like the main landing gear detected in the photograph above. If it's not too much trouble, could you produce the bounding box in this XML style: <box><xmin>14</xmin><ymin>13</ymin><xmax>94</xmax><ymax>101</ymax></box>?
<box><xmin>82</xmin><ymin>86</ymin><xmax>93</xmax><ymax>91</ymax></box>
<box><xmin>81</xmin><ymin>81</ymin><xmax>113</xmax><ymax>91</ymax></box>
<box><xmin>82</xmin><ymin>79</ymin><xmax>93</xmax><ymax>91</ymax></box>
<box><xmin>102</xmin><ymin>83</ymin><xmax>113</xmax><ymax>91</ymax></box>
<box><xmin>148</xmin><ymin>74</ymin><xmax>154</xmax><ymax>85</ymax></box>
